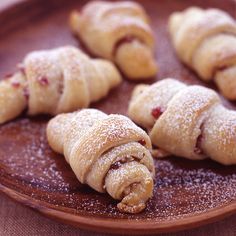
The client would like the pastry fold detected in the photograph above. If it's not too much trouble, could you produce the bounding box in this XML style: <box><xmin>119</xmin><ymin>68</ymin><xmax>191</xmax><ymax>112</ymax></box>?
<box><xmin>70</xmin><ymin>1</ymin><xmax>157</xmax><ymax>80</ymax></box>
<box><xmin>0</xmin><ymin>46</ymin><xmax>121</xmax><ymax>124</ymax></box>
<box><xmin>168</xmin><ymin>7</ymin><xmax>236</xmax><ymax>100</ymax></box>
<box><xmin>47</xmin><ymin>109</ymin><xmax>155</xmax><ymax>213</ymax></box>
<box><xmin>128</xmin><ymin>78</ymin><xmax>236</xmax><ymax>165</ymax></box>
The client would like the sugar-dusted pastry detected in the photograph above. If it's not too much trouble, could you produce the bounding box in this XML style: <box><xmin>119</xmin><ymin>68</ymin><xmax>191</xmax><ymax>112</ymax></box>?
<box><xmin>128</xmin><ymin>78</ymin><xmax>236</xmax><ymax>165</ymax></box>
<box><xmin>0</xmin><ymin>46</ymin><xmax>121</xmax><ymax>124</ymax></box>
<box><xmin>168</xmin><ymin>7</ymin><xmax>236</xmax><ymax>100</ymax></box>
<box><xmin>47</xmin><ymin>109</ymin><xmax>155</xmax><ymax>213</ymax></box>
<box><xmin>69</xmin><ymin>1</ymin><xmax>157</xmax><ymax>80</ymax></box>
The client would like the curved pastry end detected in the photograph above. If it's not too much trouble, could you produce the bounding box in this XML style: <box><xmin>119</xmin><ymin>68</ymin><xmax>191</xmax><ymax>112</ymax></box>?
<box><xmin>93</xmin><ymin>59</ymin><xmax>122</xmax><ymax>87</ymax></box>
<box><xmin>46</xmin><ymin>113</ymin><xmax>72</xmax><ymax>154</ymax></box>
<box><xmin>105</xmin><ymin>161</ymin><xmax>154</xmax><ymax>214</ymax></box>
<box><xmin>0</xmin><ymin>73</ymin><xmax>27</xmax><ymax>124</ymax></box>
<box><xmin>131</xmin><ymin>84</ymin><xmax>149</xmax><ymax>100</ymax></box>
<box><xmin>117</xmin><ymin>177</ymin><xmax>153</xmax><ymax>214</ymax></box>
<box><xmin>215</xmin><ymin>66</ymin><xmax>236</xmax><ymax>100</ymax></box>
<box><xmin>168</xmin><ymin>12</ymin><xmax>182</xmax><ymax>37</ymax></box>
<box><xmin>115</xmin><ymin>40</ymin><xmax>157</xmax><ymax>80</ymax></box>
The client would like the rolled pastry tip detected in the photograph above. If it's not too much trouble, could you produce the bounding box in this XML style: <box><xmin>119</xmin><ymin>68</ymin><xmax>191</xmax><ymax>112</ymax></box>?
<box><xmin>0</xmin><ymin>72</ymin><xmax>27</xmax><ymax>124</ymax></box>
<box><xmin>168</xmin><ymin>7</ymin><xmax>236</xmax><ymax>100</ymax></box>
<box><xmin>0</xmin><ymin>46</ymin><xmax>122</xmax><ymax>124</ymax></box>
<box><xmin>47</xmin><ymin>109</ymin><xmax>155</xmax><ymax>213</ymax></box>
<box><xmin>115</xmin><ymin>39</ymin><xmax>158</xmax><ymax>79</ymax></box>
<box><xmin>69</xmin><ymin>1</ymin><xmax>157</xmax><ymax>80</ymax></box>
<box><xmin>128</xmin><ymin>78</ymin><xmax>236</xmax><ymax>165</ymax></box>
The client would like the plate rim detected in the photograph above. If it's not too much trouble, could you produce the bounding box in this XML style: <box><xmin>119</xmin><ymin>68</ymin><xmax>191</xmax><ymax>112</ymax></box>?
<box><xmin>1</xmin><ymin>182</ymin><xmax>236</xmax><ymax>235</ymax></box>
<box><xmin>1</xmin><ymin>0</ymin><xmax>236</xmax><ymax>234</ymax></box>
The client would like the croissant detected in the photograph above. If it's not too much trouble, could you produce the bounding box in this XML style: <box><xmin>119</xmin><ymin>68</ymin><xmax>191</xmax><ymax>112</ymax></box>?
<box><xmin>0</xmin><ymin>46</ymin><xmax>121</xmax><ymax>124</ymax></box>
<box><xmin>47</xmin><ymin>109</ymin><xmax>154</xmax><ymax>213</ymax></box>
<box><xmin>168</xmin><ymin>7</ymin><xmax>236</xmax><ymax>100</ymax></box>
<box><xmin>128</xmin><ymin>78</ymin><xmax>236</xmax><ymax>165</ymax></box>
<box><xmin>69</xmin><ymin>1</ymin><xmax>157</xmax><ymax>80</ymax></box>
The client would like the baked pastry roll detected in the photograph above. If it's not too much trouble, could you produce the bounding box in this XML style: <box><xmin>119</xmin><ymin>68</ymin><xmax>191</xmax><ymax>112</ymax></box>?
<box><xmin>168</xmin><ymin>7</ymin><xmax>236</xmax><ymax>100</ymax></box>
<box><xmin>0</xmin><ymin>46</ymin><xmax>121</xmax><ymax>124</ymax></box>
<box><xmin>128</xmin><ymin>78</ymin><xmax>236</xmax><ymax>165</ymax></box>
<box><xmin>69</xmin><ymin>1</ymin><xmax>157</xmax><ymax>80</ymax></box>
<box><xmin>47</xmin><ymin>109</ymin><xmax>155</xmax><ymax>213</ymax></box>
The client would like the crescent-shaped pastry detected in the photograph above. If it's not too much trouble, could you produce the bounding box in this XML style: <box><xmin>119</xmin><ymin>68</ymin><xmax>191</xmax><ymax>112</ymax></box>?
<box><xmin>128</xmin><ymin>78</ymin><xmax>236</xmax><ymax>165</ymax></box>
<box><xmin>47</xmin><ymin>109</ymin><xmax>155</xmax><ymax>213</ymax></box>
<box><xmin>168</xmin><ymin>7</ymin><xmax>236</xmax><ymax>100</ymax></box>
<box><xmin>0</xmin><ymin>46</ymin><xmax>121</xmax><ymax>124</ymax></box>
<box><xmin>69</xmin><ymin>1</ymin><xmax>157</xmax><ymax>80</ymax></box>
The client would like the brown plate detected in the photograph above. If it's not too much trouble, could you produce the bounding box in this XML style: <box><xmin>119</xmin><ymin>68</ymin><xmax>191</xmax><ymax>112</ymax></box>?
<box><xmin>0</xmin><ymin>0</ymin><xmax>236</xmax><ymax>234</ymax></box>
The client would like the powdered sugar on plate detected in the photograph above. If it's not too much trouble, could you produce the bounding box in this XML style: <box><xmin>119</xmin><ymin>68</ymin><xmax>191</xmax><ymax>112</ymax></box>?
<box><xmin>0</xmin><ymin>117</ymin><xmax>236</xmax><ymax>220</ymax></box>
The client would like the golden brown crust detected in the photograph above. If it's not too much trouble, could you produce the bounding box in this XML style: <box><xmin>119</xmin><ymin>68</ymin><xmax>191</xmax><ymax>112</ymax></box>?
<box><xmin>47</xmin><ymin>109</ymin><xmax>154</xmax><ymax>213</ymax></box>
<box><xmin>128</xmin><ymin>78</ymin><xmax>236</xmax><ymax>165</ymax></box>
<box><xmin>69</xmin><ymin>1</ymin><xmax>157</xmax><ymax>80</ymax></box>
<box><xmin>0</xmin><ymin>46</ymin><xmax>121</xmax><ymax>124</ymax></box>
<box><xmin>168</xmin><ymin>7</ymin><xmax>236</xmax><ymax>100</ymax></box>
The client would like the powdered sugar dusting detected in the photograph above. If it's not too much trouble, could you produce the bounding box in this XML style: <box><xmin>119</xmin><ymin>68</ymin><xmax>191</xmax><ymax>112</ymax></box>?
<box><xmin>128</xmin><ymin>79</ymin><xmax>186</xmax><ymax>129</ymax></box>
<box><xmin>0</xmin><ymin>117</ymin><xmax>236</xmax><ymax>220</ymax></box>
<box><xmin>0</xmin><ymin>118</ymin><xmax>78</xmax><ymax>193</ymax></box>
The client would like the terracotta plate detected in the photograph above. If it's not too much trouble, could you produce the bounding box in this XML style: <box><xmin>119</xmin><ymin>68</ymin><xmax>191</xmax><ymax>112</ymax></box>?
<box><xmin>0</xmin><ymin>0</ymin><xmax>236</xmax><ymax>234</ymax></box>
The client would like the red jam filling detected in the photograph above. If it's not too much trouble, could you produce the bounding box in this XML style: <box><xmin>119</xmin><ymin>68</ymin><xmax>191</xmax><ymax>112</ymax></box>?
<box><xmin>110</xmin><ymin>158</ymin><xmax>127</xmax><ymax>170</ymax></box>
<box><xmin>217</xmin><ymin>65</ymin><xmax>227</xmax><ymax>71</ymax></box>
<box><xmin>18</xmin><ymin>66</ymin><xmax>26</xmax><ymax>75</ymax></box>
<box><xmin>194</xmin><ymin>134</ymin><xmax>203</xmax><ymax>155</ymax></box>
<box><xmin>138</xmin><ymin>139</ymin><xmax>146</xmax><ymax>146</ymax></box>
<box><xmin>38</xmin><ymin>76</ymin><xmax>49</xmax><ymax>86</ymax></box>
<box><xmin>11</xmin><ymin>81</ymin><xmax>20</xmax><ymax>88</ymax></box>
<box><xmin>23</xmin><ymin>87</ymin><xmax>29</xmax><ymax>100</ymax></box>
<box><xmin>110</xmin><ymin>161</ymin><xmax>123</xmax><ymax>170</ymax></box>
<box><xmin>151</xmin><ymin>107</ymin><xmax>164</xmax><ymax>119</ymax></box>
<box><xmin>4</xmin><ymin>73</ymin><xmax>13</xmax><ymax>79</ymax></box>
<box><xmin>113</xmin><ymin>35</ymin><xmax>142</xmax><ymax>56</ymax></box>
<box><xmin>110</xmin><ymin>156</ymin><xmax>139</xmax><ymax>171</ymax></box>
<box><xmin>58</xmin><ymin>81</ymin><xmax>64</xmax><ymax>94</ymax></box>
<box><xmin>213</xmin><ymin>65</ymin><xmax>229</xmax><ymax>78</ymax></box>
